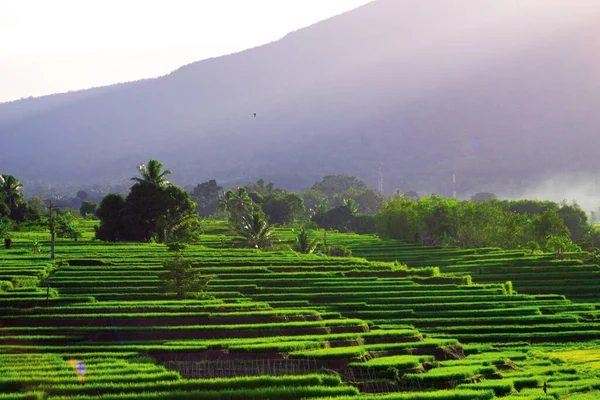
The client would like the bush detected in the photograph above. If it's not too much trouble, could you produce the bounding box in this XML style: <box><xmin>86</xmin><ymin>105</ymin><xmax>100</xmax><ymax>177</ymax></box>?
<box><xmin>303</xmin><ymin>221</ymin><xmax>319</xmax><ymax>230</ymax></box>
<box><xmin>79</xmin><ymin>200</ymin><xmax>98</xmax><ymax>218</ymax></box>
<box><xmin>326</xmin><ymin>245</ymin><xmax>352</xmax><ymax>257</ymax></box>
<box><xmin>0</xmin><ymin>218</ymin><xmax>10</xmax><ymax>237</ymax></box>
<box><xmin>526</xmin><ymin>240</ymin><xmax>540</xmax><ymax>254</ymax></box>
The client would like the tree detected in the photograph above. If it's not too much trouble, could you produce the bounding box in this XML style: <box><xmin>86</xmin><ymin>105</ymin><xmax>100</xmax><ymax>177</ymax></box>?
<box><xmin>342</xmin><ymin>198</ymin><xmax>359</xmax><ymax>215</ymax></box>
<box><xmin>245</xmin><ymin>179</ymin><xmax>279</xmax><ymax>195</ymax></box>
<box><xmin>300</xmin><ymin>189</ymin><xmax>329</xmax><ymax>217</ymax></box>
<box><xmin>131</xmin><ymin>159</ymin><xmax>172</xmax><ymax>187</ymax></box>
<box><xmin>470</xmin><ymin>192</ymin><xmax>498</xmax><ymax>202</ymax></box>
<box><xmin>51</xmin><ymin>211</ymin><xmax>82</xmax><ymax>241</ymax></box>
<box><xmin>404</xmin><ymin>190</ymin><xmax>420</xmax><ymax>201</ymax></box>
<box><xmin>262</xmin><ymin>193</ymin><xmax>305</xmax><ymax>225</ymax></box>
<box><xmin>0</xmin><ymin>175</ymin><xmax>39</xmax><ymax>223</ymax></box>
<box><xmin>294</xmin><ymin>227</ymin><xmax>319</xmax><ymax>254</ymax></box>
<box><xmin>526</xmin><ymin>240</ymin><xmax>540</xmax><ymax>255</ymax></box>
<box><xmin>76</xmin><ymin>190</ymin><xmax>88</xmax><ymax>201</ymax></box>
<box><xmin>158</xmin><ymin>255</ymin><xmax>211</xmax><ymax>300</ymax></box>
<box><xmin>122</xmin><ymin>182</ymin><xmax>197</xmax><ymax>242</ymax></box>
<box><xmin>376</xmin><ymin>197</ymin><xmax>420</xmax><ymax>241</ymax></box>
<box><xmin>283</xmin><ymin>193</ymin><xmax>305</xmax><ymax>223</ymax></box>
<box><xmin>557</xmin><ymin>202</ymin><xmax>589</xmax><ymax>243</ymax></box>
<box><xmin>311</xmin><ymin>175</ymin><xmax>369</xmax><ymax>199</ymax></box>
<box><xmin>531</xmin><ymin>209</ymin><xmax>570</xmax><ymax>243</ymax></box>
<box><xmin>501</xmin><ymin>200</ymin><xmax>557</xmax><ymax>215</ymax></box>
<box><xmin>154</xmin><ymin>185</ymin><xmax>201</xmax><ymax>243</ymax></box>
<box><xmin>27</xmin><ymin>196</ymin><xmax>47</xmax><ymax>214</ymax></box>
<box><xmin>545</xmin><ymin>235</ymin><xmax>581</xmax><ymax>259</ymax></box>
<box><xmin>79</xmin><ymin>200</ymin><xmax>97</xmax><ymax>218</ymax></box>
<box><xmin>351</xmin><ymin>188</ymin><xmax>385</xmax><ymax>214</ymax></box>
<box><xmin>312</xmin><ymin>205</ymin><xmax>354</xmax><ymax>232</ymax></box>
<box><xmin>236</xmin><ymin>211</ymin><xmax>273</xmax><ymax>249</ymax></box>
<box><xmin>95</xmin><ymin>194</ymin><xmax>126</xmax><ymax>241</ymax></box>
<box><xmin>0</xmin><ymin>197</ymin><xmax>9</xmax><ymax>219</ymax></box>
<box><xmin>0</xmin><ymin>217</ymin><xmax>10</xmax><ymax>238</ymax></box>
<box><xmin>415</xmin><ymin>195</ymin><xmax>459</xmax><ymax>243</ymax></box>
<box><xmin>191</xmin><ymin>179</ymin><xmax>223</xmax><ymax>217</ymax></box>
<box><xmin>219</xmin><ymin>187</ymin><xmax>256</xmax><ymax>229</ymax></box>
<box><xmin>0</xmin><ymin>174</ymin><xmax>24</xmax><ymax>209</ymax></box>
<box><xmin>219</xmin><ymin>188</ymin><xmax>273</xmax><ymax>248</ymax></box>
<box><xmin>96</xmin><ymin>160</ymin><xmax>199</xmax><ymax>243</ymax></box>
<box><xmin>121</xmin><ymin>181</ymin><xmax>166</xmax><ymax>241</ymax></box>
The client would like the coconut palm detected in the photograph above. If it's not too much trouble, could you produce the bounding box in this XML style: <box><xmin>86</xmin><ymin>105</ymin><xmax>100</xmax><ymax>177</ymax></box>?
<box><xmin>0</xmin><ymin>174</ymin><xmax>24</xmax><ymax>209</ymax></box>
<box><xmin>131</xmin><ymin>159</ymin><xmax>172</xmax><ymax>187</ymax></box>
<box><xmin>219</xmin><ymin>188</ymin><xmax>255</xmax><ymax>226</ymax></box>
<box><xmin>237</xmin><ymin>211</ymin><xmax>273</xmax><ymax>249</ymax></box>
<box><xmin>294</xmin><ymin>227</ymin><xmax>319</xmax><ymax>254</ymax></box>
<box><xmin>342</xmin><ymin>198</ymin><xmax>359</xmax><ymax>215</ymax></box>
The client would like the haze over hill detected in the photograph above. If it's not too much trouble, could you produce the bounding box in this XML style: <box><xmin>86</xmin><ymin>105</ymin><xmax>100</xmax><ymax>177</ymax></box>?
<box><xmin>2</xmin><ymin>0</ymin><xmax>600</xmax><ymax>198</ymax></box>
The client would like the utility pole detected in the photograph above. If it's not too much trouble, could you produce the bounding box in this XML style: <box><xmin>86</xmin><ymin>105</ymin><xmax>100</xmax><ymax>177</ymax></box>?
<box><xmin>452</xmin><ymin>174</ymin><xmax>457</xmax><ymax>199</ymax></box>
<box><xmin>377</xmin><ymin>162</ymin><xmax>384</xmax><ymax>194</ymax></box>
<box><xmin>45</xmin><ymin>201</ymin><xmax>66</xmax><ymax>261</ymax></box>
<box><xmin>46</xmin><ymin>274</ymin><xmax>50</xmax><ymax>307</ymax></box>
<box><xmin>45</xmin><ymin>268</ymin><xmax>59</xmax><ymax>307</ymax></box>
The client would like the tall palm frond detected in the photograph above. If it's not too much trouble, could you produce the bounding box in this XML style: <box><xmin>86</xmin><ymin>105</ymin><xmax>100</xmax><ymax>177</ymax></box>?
<box><xmin>237</xmin><ymin>211</ymin><xmax>273</xmax><ymax>249</ymax></box>
<box><xmin>1</xmin><ymin>174</ymin><xmax>24</xmax><ymax>208</ymax></box>
<box><xmin>295</xmin><ymin>227</ymin><xmax>319</xmax><ymax>254</ymax></box>
<box><xmin>131</xmin><ymin>159</ymin><xmax>172</xmax><ymax>187</ymax></box>
<box><xmin>219</xmin><ymin>187</ymin><xmax>256</xmax><ymax>226</ymax></box>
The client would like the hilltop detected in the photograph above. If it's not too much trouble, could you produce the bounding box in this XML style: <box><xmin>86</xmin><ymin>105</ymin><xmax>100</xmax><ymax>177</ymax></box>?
<box><xmin>1</xmin><ymin>0</ymin><xmax>600</xmax><ymax>195</ymax></box>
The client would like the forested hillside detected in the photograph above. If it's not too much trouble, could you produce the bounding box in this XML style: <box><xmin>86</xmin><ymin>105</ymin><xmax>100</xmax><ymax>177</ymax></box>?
<box><xmin>1</xmin><ymin>0</ymin><xmax>600</xmax><ymax>195</ymax></box>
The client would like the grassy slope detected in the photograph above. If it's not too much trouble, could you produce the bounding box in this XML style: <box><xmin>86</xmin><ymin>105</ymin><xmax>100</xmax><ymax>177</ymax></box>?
<box><xmin>1</xmin><ymin>221</ymin><xmax>600</xmax><ymax>398</ymax></box>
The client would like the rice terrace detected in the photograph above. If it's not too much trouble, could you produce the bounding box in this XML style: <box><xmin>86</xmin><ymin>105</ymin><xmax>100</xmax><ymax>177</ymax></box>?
<box><xmin>3</xmin><ymin>1</ymin><xmax>600</xmax><ymax>399</ymax></box>
<box><xmin>2</xmin><ymin>161</ymin><xmax>600</xmax><ymax>400</ymax></box>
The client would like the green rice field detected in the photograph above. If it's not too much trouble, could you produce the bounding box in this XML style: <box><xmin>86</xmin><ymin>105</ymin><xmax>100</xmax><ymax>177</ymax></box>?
<box><xmin>1</xmin><ymin>221</ymin><xmax>600</xmax><ymax>399</ymax></box>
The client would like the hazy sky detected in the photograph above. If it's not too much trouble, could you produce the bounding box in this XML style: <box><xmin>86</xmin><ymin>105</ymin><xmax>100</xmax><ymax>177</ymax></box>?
<box><xmin>0</xmin><ymin>0</ymin><xmax>371</xmax><ymax>103</ymax></box>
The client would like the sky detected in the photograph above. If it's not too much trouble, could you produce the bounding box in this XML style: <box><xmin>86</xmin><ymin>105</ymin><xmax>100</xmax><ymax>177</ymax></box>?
<box><xmin>0</xmin><ymin>0</ymin><xmax>371</xmax><ymax>103</ymax></box>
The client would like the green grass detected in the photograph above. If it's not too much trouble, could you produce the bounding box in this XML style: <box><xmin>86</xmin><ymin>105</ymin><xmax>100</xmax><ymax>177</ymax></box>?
<box><xmin>5</xmin><ymin>222</ymin><xmax>600</xmax><ymax>399</ymax></box>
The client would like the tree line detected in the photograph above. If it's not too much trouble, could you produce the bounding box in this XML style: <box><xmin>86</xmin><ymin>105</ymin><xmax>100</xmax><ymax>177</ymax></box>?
<box><xmin>2</xmin><ymin>160</ymin><xmax>597</xmax><ymax>255</ymax></box>
<box><xmin>377</xmin><ymin>195</ymin><xmax>594</xmax><ymax>253</ymax></box>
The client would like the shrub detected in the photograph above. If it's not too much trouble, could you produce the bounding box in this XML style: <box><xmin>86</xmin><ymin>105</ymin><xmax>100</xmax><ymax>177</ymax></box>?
<box><xmin>79</xmin><ymin>200</ymin><xmax>98</xmax><ymax>218</ymax></box>
<box><xmin>0</xmin><ymin>218</ymin><xmax>10</xmax><ymax>237</ymax></box>
<box><xmin>526</xmin><ymin>240</ymin><xmax>540</xmax><ymax>255</ymax></box>
<box><xmin>327</xmin><ymin>245</ymin><xmax>352</xmax><ymax>257</ymax></box>
<box><xmin>0</xmin><ymin>280</ymin><xmax>14</xmax><ymax>292</ymax></box>
<box><xmin>158</xmin><ymin>256</ymin><xmax>211</xmax><ymax>300</ymax></box>
<box><xmin>294</xmin><ymin>228</ymin><xmax>319</xmax><ymax>254</ymax></box>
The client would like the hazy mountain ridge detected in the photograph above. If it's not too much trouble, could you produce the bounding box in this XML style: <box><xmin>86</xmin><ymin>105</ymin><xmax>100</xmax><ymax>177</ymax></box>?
<box><xmin>2</xmin><ymin>0</ymin><xmax>600</xmax><ymax>195</ymax></box>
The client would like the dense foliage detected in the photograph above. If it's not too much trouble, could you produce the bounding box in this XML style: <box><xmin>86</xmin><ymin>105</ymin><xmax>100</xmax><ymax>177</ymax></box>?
<box><xmin>158</xmin><ymin>255</ymin><xmax>211</xmax><ymax>300</ymax></box>
<box><xmin>376</xmin><ymin>195</ymin><xmax>594</xmax><ymax>250</ymax></box>
<box><xmin>191</xmin><ymin>179</ymin><xmax>223</xmax><ymax>217</ymax></box>
<box><xmin>0</xmin><ymin>174</ymin><xmax>40</xmax><ymax>223</ymax></box>
<box><xmin>79</xmin><ymin>200</ymin><xmax>97</xmax><ymax>218</ymax></box>
<box><xmin>95</xmin><ymin>159</ymin><xmax>199</xmax><ymax>242</ymax></box>
<box><xmin>219</xmin><ymin>187</ymin><xmax>273</xmax><ymax>248</ymax></box>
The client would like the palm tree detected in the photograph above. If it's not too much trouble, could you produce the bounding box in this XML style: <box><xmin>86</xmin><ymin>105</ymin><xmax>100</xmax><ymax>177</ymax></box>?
<box><xmin>0</xmin><ymin>174</ymin><xmax>24</xmax><ymax>208</ymax></box>
<box><xmin>342</xmin><ymin>198</ymin><xmax>359</xmax><ymax>215</ymax></box>
<box><xmin>237</xmin><ymin>211</ymin><xmax>273</xmax><ymax>249</ymax></box>
<box><xmin>219</xmin><ymin>188</ymin><xmax>255</xmax><ymax>226</ymax></box>
<box><xmin>131</xmin><ymin>159</ymin><xmax>172</xmax><ymax>187</ymax></box>
<box><xmin>294</xmin><ymin>227</ymin><xmax>319</xmax><ymax>254</ymax></box>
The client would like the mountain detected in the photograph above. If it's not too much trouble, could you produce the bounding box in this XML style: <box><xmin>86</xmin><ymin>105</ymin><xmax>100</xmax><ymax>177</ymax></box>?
<box><xmin>2</xmin><ymin>0</ymin><xmax>600</xmax><ymax>196</ymax></box>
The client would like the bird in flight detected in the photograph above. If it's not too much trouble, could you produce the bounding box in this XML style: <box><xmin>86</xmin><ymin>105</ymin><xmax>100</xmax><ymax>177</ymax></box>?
<box><xmin>253</xmin><ymin>113</ymin><xmax>257</xmax><ymax>117</ymax></box>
